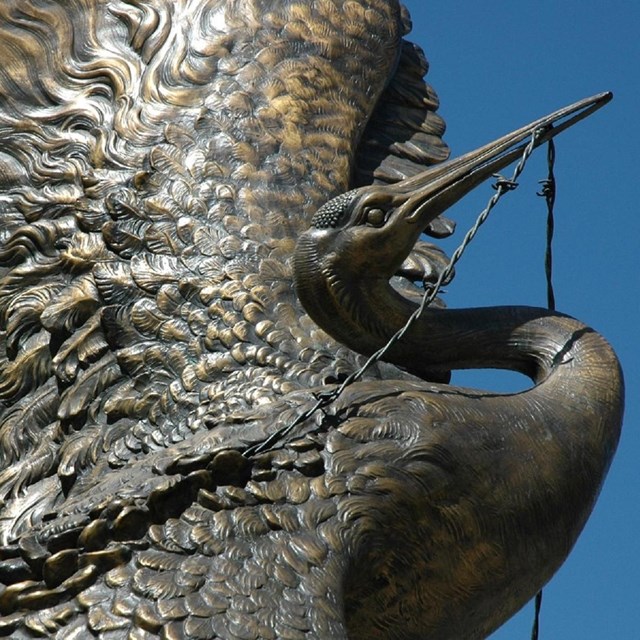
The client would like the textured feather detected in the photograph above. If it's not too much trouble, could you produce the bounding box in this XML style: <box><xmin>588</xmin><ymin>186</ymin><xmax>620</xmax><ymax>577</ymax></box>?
<box><xmin>354</xmin><ymin>40</ymin><xmax>450</xmax><ymax>187</ymax></box>
<box><xmin>57</xmin><ymin>354</ymin><xmax>122</xmax><ymax>422</ymax></box>
<box><xmin>40</xmin><ymin>274</ymin><xmax>101</xmax><ymax>334</ymax></box>
<box><xmin>0</xmin><ymin>333</ymin><xmax>52</xmax><ymax>403</ymax></box>
<box><xmin>4</xmin><ymin>282</ymin><xmax>64</xmax><ymax>358</ymax></box>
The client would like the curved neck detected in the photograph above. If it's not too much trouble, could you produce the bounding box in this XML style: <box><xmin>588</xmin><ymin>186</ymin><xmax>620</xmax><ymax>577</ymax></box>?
<box><xmin>363</xmin><ymin>281</ymin><xmax>571</xmax><ymax>384</ymax></box>
<box><xmin>294</xmin><ymin>237</ymin><xmax>619</xmax><ymax>392</ymax></box>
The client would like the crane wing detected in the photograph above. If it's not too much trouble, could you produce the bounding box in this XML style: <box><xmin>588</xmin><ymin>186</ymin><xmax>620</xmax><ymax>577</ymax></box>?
<box><xmin>0</xmin><ymin>1</ymin><xmax>456</xmax><ymax>636</ymax></box>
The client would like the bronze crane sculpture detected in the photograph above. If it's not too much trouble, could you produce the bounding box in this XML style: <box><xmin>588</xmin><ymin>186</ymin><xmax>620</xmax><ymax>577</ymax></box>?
<box><xmin>0</xmin><ymin>1</ymin><xmax>623</xmax><ymax>638</ymax></box>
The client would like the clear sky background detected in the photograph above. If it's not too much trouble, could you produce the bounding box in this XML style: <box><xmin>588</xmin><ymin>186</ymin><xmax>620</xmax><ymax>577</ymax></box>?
<box><xmin>402</xmin><ymin>2</ymin><xmax>639</xmax><ymax>638</ymax></box>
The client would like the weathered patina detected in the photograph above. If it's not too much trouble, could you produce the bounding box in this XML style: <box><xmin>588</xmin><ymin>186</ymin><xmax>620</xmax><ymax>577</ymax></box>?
<box><xmin>0</xmin><ymin>1</ymin><xmax>622</xmax><ymax>638</ymax></box>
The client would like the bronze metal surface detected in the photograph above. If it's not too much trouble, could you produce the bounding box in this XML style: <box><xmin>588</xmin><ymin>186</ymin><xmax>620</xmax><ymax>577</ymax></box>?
<box><xmin>0</xmin><ymin>1</ymin><xmax>622</xmax><ymax>638</ymax></box>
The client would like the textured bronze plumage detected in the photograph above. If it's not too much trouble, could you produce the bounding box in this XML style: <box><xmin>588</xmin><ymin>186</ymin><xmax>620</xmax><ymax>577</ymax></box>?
<box><xmin>0</xmin><ymin>1</ymin><xmax>622</xmax><ymax>639</ymax></box>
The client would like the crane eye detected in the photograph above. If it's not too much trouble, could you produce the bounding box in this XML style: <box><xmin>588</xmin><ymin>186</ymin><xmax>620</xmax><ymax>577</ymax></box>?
<box><xmin>364</xmin><ymin>207</ymin><xmax>386</xmax><ymax>227</ymax></box>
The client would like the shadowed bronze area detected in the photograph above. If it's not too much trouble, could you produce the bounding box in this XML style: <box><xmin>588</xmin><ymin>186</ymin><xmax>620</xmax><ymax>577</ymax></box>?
<box><xmin>0</xmin><ymin>1</ymin><xmax>622</xmax><ymax>639</ymax></box>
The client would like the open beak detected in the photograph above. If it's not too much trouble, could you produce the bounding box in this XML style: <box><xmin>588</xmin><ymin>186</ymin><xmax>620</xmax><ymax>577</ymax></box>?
<box><xmin>387</xmin><ymin>92</ymin><xmax>612</xmax><ymax>229</ymax></box>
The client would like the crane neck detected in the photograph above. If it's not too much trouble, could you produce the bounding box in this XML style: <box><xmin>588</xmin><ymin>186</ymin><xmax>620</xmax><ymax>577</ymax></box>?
<box><xmin>363</xmin><ymin>280</ymin><xmax>572</xmax><ymax>384</ymax></box>
<box><xmin>294</xmin><ymin>236</ymin><xmax>618</xmax><ymax>391</ymax></box>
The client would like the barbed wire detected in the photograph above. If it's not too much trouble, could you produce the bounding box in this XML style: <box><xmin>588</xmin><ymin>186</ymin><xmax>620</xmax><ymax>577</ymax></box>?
<box><xmin>529</xmin><ymin>139</ymin><xmax>558</xmax><ymax>640</ymax></box>
<box><xmin>245</xmin><ymin>127</ymin><xmax>549</xmax><ymax>457</ymax></box>
<box><xmin>538</xmin><ymin>138</ymin><xmax>557</xmax><ymax>312</ymax></box>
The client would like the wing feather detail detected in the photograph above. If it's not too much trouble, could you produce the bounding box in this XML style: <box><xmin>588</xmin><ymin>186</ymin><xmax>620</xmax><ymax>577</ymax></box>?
<box><xmin>0</xmin><ymin>2</ymin><xmax>457</xmax><ymax>635</ymax></box>
<box><xmin>354</xmin><ymin>40</ymin><xmax>450</xmax><ymax>186</ymax></box>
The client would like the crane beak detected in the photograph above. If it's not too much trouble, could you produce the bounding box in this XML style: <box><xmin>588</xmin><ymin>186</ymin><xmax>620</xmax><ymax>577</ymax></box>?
<box><xmin>391</xmin><ymin>92</ymin><xmax>612</xmax><ymax>227</ymax></box>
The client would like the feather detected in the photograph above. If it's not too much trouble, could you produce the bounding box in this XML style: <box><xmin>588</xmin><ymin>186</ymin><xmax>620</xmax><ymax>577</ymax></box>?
<box><xmin>39</xmin><ymin>274</ymin><xmax>101</xmax><ymax>334</ymax></box>
<box><xmin>130</xmin><ymin>298</ymin><xmax>170</xmax><ymax>336</ymax></box>
<box><xmin>101</xmin><ymin>220</ymin><xmax>146</xmax><ymax>258</ymax></box>
<box><xmin>0</xmin><ymin>379</ymin><xmax>58</xmax><ymax>467</ymax></box>
<box><xmin>0</xmin><ymin>333</ymin><xmax>52</xmax><ymax>403</ymax></box>
<box><xmin>56</xmin><ymin>425</ymin><xmax>105</xmax><ymax>487</ymax></box>
<box><xmin>4</xmin><ymin>282</ymin><xmax>64</xmax><ymax>358</ymax></box>
<box><xmin>0</xmin><ymin>218</ymin><xmax>77</xmax><ymax>267</ymax></box>
<box><xmin>92</xmin><ymin>261</ymin><xmax>138</xmax><ymax>305</ymax></box>
<box><xmin>58</xmin><ymin>231</ymin><xmax>113</xmax><ymax>270</ymax></box>
<box><xmin>130</xmin><ymin>254</ymin><xmax>183</xmax><ymax>293</ymax></box>
<box><xmin>57</xmin><ymin>354</ymin><xmax>122</xmax><ymax>422</ymax></box>
<box><xmin>354</xmin><ymin>39</ymin><xmax>449</xmax><ymax>191</ymax></box>
<box><xmin>0</xmin><ymin>425</ymin><xmax>58</xmax><ymax>500</ymax></box>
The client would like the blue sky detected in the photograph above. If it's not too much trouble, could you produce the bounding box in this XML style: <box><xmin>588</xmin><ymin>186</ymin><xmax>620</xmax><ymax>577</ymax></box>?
<box><xmin>402</xmin><ymin>2</ymin><xmax>640</xmax><ymax>638</ymax></box>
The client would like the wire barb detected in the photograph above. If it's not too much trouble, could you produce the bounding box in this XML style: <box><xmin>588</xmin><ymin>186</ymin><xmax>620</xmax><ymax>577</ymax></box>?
<box><xmin>492</xmin><ymin>174</ymin><xmax>519</xmax><ymax>191</ymax></box>
<box><xmin>537</xmin><ymin>139</ymin><xmax>557</xmax><ymax>311</ymax></box>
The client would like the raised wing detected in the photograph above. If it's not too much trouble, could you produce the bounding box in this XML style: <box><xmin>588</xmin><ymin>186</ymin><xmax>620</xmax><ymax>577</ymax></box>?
<box><xmin>0</xmin><ymin>1</ymin><xmax>454</xmax><ymax>636</ymax></box>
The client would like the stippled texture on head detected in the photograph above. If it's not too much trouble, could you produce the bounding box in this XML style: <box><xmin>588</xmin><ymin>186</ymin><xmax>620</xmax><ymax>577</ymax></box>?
<box><xmin>311</xmin><ymin>190</ymin><xmax>359</xmax><ymax>229</ymax></box>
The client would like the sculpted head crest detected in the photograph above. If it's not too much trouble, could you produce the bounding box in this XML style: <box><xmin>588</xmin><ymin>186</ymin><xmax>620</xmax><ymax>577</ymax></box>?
<box><xmin>310</xmin><ymin>190</ymin><xmax>359</xmax><ymax>229</ymax></box>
